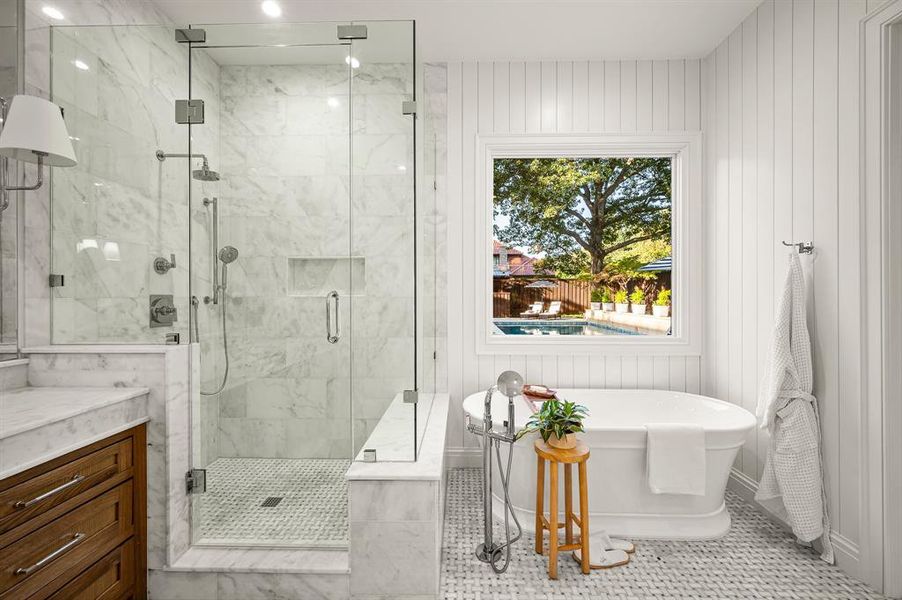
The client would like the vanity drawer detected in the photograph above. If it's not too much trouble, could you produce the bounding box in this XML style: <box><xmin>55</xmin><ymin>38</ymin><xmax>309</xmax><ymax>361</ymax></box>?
<box><xmin>0</xmin><ymin>438</ymin><xmax>134</xmax><ymax>538</ymax></box>
<box><xmin>0</xmin><ymin>481</ymin><xmax>134</xmax><ymax>600</ymax></box>
<box><xmin>45</xmin><ymin>539</ymin><xmax>135</xmax><ymax>600</ymax></box>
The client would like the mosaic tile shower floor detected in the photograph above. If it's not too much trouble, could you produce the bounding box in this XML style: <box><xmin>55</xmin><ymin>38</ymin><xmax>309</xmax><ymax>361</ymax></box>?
<box><xmin>441</xmin><ymin>468</ymin><xmax>885</xmax><ymax>599</ymax></box>
<box><xmin>194</xmin><ymin>458</ymin><xmax>350</xmax><ymax>546</ymax></box>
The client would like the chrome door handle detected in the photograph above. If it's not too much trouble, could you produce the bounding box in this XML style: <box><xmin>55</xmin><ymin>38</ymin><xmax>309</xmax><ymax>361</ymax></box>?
<box><xmin>15</xmin><ymin>532</ymin><xmax>86</xmax><ymax>576</ymax></box>
<box><xmin>14</xmin><ymin>474</ymin><xmax>85</xmax><ymax>509</ymax></box>
<box><xmin>326</xmin><ymin>290</ymin><xmax>340</xmax><ymax>344</ymax></box>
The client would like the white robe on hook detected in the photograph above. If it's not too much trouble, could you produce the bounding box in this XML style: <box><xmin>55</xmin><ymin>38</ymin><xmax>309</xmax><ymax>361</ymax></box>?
<box><xmin>755</xmin><ymin>251</ymin><xmax>834</xmax><ymax>564</ymax></box>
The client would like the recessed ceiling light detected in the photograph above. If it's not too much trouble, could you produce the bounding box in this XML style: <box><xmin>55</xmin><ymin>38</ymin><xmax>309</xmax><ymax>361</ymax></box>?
<box><xmin>261</xmin><ymin>1</ymin><xmax>282</xmax><ymax>17</ymax></box>
<box><xmin>73</xmin><ymin>59</ymin><xmax>90</xmax><ymax>71</ymax></box>
<box><xmin>397</xmin><ymin>165</ymin><xmax>407</xmax><ymax>172</ymax></box>
<box><xmin>327</xmin><ymin>97</ymin><xmax>340</xmax><ymax>108</ymax></box>
<box><xmin>345</xmin><ymin>55</ymin><xmax>360</xmax><ymax>69</ymax></box>
<box><xmin>42</xmin><ymin>5</ymin><xmax>65</xmax><ymax>20</ymax></box>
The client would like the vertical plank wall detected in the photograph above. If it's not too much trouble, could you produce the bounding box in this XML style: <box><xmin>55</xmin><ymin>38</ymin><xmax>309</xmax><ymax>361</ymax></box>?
<box><xmin>445</xmin><ymin>60</ymin><xmax>703</xmax><ymax>451</ymax></box>
<box><xmin>703</xmin><ymin>0</ymin><xmax>877</xmax><ymax>568</ymax></box>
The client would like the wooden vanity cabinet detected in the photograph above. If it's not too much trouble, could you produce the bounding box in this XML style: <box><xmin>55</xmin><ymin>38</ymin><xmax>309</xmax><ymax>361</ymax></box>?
<box><xmin>0</xmin><ymin>426</ymin><xmax>147</xmax><ymax>600</ymax></box>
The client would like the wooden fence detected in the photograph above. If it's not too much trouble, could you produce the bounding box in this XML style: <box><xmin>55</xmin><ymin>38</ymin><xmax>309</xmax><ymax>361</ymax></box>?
<box><xmin>492</xmin><ymin>279</ymin><xmax>593</xmax><ymax>318</ymax></box>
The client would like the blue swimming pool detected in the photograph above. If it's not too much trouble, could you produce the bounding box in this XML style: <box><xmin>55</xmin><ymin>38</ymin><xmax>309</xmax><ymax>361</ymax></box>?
<box><xmin>492</xmin><ymin>319</ymin><xmax>648</xmax><ymax>336</ymax></box>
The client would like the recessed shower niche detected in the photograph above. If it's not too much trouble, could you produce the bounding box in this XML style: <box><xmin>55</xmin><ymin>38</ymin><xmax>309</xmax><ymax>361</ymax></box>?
<box><xmin>288</xmin><ymin>256</ymin><xmax>365</xmax><ymax>296</ymax></box>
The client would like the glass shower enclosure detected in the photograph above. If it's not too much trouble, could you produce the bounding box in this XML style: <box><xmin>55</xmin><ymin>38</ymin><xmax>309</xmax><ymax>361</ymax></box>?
<box><xmin>184</xmin><ymin>21</ymin><xmax>426</xmax><ymax>547</ymax></box>
<box><xmin>47</xmin><ymin>20</ymin><xmax>432</xmax><ymax>549</ymax></box>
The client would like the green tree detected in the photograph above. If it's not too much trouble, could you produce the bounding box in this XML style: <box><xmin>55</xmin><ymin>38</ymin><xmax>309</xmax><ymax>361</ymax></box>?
<box><xmin>493</xmin><ymin>157</ymin><xmax>671</xmax><ymax>277</ymax></box>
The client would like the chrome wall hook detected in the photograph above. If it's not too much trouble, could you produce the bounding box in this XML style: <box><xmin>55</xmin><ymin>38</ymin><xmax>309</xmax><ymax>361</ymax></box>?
<box><xmin>781</xmin><ymin>241</ymin><xmax>814</xmax><ymax>254</ymax></box>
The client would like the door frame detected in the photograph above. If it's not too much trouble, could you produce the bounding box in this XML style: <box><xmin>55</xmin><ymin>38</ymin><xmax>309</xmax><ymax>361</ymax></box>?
<box><xmin>861</xmin><ymin>2</ymin><xmax>902</xmax><ymax>596</ymax></box>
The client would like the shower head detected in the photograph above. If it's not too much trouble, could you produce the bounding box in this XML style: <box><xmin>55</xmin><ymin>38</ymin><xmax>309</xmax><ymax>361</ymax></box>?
<box><xmin>218</xmin><ymin>246</ymin><xmax>239</xmax><ymax>292</ymax></box>
<box><xmin>219</xmin><ymin>246</ymin><xmax>239</xmax><ymax>264</ymax></box>
<box><xmin>193</xmin><ymin>164</ymin><xmax>220</xmax><ymax>181</ymax></box>
<box><xmin>496</xmin><ymin>370</ymin><xmax>524</xmax><ymax>399</ymax></box>
<box><xmin>155</xmin><ymin>150</ymin><xmax>220</xmax><ymax>181</ymax></box>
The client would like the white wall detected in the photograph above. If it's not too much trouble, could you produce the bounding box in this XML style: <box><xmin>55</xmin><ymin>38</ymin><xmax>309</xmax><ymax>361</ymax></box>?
<box><xmin>702</xmin><ymin>0</ymin><xmax>887</xmax><ymax>579</ymax></box>
<box><xmin>445</xmin><ymin>59</ymin><xmax>703</xmax><ymax>454</ymax></box>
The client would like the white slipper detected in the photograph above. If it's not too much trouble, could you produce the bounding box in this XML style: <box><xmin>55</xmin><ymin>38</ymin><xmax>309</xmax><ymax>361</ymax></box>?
<box><xmin>598</xmin><ymin>530</ymin><xmax>636</xmax><ymax>554</ymax></box>
<box><xmin>571</xmin><ymin>545</ymin><xmax>631</xmax><ymax>570</ymax></box>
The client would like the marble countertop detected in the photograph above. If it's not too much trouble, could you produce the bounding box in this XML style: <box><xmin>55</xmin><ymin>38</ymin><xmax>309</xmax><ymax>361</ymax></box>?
<box><xmin>0</xmin><ymin>386</ymin><xmax>150</xmax><ymax>479</ymax></box>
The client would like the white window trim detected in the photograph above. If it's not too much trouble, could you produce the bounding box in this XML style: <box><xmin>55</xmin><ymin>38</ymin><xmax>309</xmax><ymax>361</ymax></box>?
<box><xmin>475</xmin><ymin>132</ymin><xmax>703</xmax><ymax>356</ymax></box>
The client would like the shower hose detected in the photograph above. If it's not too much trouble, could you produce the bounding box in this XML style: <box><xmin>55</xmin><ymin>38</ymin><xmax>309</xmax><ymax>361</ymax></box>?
<box><xmin>485</xmin><ymin>436</ymin><xmax>523</xmax><ymax>574</ymax></box>
<box><xmin>192</xmin><ymin>295</ymin><xmax>230</xmax><ymax>396</ymax></box>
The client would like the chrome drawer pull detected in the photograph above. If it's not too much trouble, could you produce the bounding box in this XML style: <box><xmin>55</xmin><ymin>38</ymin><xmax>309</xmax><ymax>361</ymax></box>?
<box><xmin>15</xmin><ymin>532</ymin><xmax>86</xmax><ymax>576</ymax></box>
<box><xmin>14</xmin><ymin>474</ymin><xmax>86</xmax><ymax>509</ymax></box>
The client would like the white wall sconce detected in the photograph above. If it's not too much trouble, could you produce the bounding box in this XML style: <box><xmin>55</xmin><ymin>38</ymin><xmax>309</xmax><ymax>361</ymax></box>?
<box><xmin>0</xmin><ymin>95</ymin><xmax>78</xmax><ymax>212</ymax></box>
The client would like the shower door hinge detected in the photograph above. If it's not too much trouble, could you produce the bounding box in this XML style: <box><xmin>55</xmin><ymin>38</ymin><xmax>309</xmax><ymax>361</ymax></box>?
<box><xmin>186</xmin><ymin>468</ymin><xmax>207</xmax><ymax>494</ymax></box>
<box><xmin>402</xmin><ymin>101</ymin><xmax>417</xmax><ymax>116</ymax></box>
<box><xmin>48</xmin><ymin>274</ymin><xmax>64</xmax><ymax>287</ymax></box>
<box><xmin>337</xmin><ymin>24</ymin><xmax>367</xmax><ymax>40</ymax></box>
<box><xmin>175</xmin><ymin>28</ymin><xmax>206</xmax><ymax>43</ymax></box>
<box><xmin>403</xmin><ymin>389</ymin><xmax>418</xmax><ymax>404</ymax></box>
<box><xmin>175</xmin><ymin>99</ymin><xmax>204</xmax><ymax>124</ymax></box>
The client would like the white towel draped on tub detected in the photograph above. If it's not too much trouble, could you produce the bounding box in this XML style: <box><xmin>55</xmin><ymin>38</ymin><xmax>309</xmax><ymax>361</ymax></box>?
<box><xmin>755</xmin><ymin>251</ymin><xmax>834</xmax><ymax>564</ymax></box>
<box><xmin>645</xmin><ymin>423</ymin><xmax>706</xmax><ymax>495</ymax></box>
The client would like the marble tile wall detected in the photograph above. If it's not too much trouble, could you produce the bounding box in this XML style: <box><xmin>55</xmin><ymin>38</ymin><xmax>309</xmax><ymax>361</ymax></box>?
<box><xmin>0</xmin><ymin>359</ymin><xmax>27</xmax><ymax>391</ymax></box>
<box><xmin>0</xmin><ymin>5</ymin><xmax>17</xmax><ymax>347</ymax></box>
<box><xmin>420</xmin><ymin>63</ymin><xmax>448</xmax><ymax>396</ymax></box>
<box><xmin>210</xmin><ymin>60</ymin><xmax>420</xmax><ymax>460</ymax></box>
<box><xmin>347</xmin><ymin>393</ymin><xmax>449</xmax><ymax>600</ymax></box>
<box><xmin>25</xmin><ymin>348</ymin><xmax>189</xmax><ymax>571</ymax></box>
<box><xmin>21</xmin><ymin>0</ymin><xmax>221</xmax><ymax>347</ymax></box>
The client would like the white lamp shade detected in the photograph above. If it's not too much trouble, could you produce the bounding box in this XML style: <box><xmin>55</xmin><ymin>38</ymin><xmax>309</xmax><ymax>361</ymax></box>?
<box><xmin>0</xmin><ymin>95</ymin><xmax>77</xmax><ymax>167</ymax></box>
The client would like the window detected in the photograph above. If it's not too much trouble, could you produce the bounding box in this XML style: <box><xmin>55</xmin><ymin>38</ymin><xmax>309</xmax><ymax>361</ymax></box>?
<box><xmin>476</xmin><ymin>134</ymin><xmax>701</xmax><ymax>355</ymax></box>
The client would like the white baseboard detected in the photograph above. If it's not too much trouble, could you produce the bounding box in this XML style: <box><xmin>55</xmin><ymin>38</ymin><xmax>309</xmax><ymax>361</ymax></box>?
<box><xmin>727</xmin><ymin>469</ymin><xmax>861</xmax><ymax>581</ymax></box>
<box><xmin>444</xmin><ymin>447</ymin><xmax>481</xmax><ymax>468</ymax></box>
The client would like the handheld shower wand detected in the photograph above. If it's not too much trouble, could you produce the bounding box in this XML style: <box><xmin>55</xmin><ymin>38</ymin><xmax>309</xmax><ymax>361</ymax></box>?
<box><xmin>466</xmin><ymin>370</ymin><xmax>524</xmax><ymax>574</ymax></box>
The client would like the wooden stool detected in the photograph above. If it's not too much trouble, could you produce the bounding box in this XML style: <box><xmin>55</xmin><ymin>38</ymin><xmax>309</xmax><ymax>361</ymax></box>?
<box><xmin>534</xmin><ymin>439</ymin><xmax>590</xmax><ymax>579</ymax></box>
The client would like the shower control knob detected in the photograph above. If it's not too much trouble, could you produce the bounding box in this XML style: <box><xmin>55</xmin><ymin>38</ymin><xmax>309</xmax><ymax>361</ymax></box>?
<box><xmin>154</xmin><ymin>254</ymin><xmax>176</xmax><ymax>275</ymax></box>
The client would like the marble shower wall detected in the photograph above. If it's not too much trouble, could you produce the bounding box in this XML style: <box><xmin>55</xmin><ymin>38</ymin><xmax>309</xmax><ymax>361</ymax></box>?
<box><xmin>0</xmin><ymin>0</ymin><xmax>17</xmax><ymax>348</ymax></box>
<box><xmin>211</xmin><ymin>60</ymin><xmax>421</xmax><ymax>460</ymax></box>
<box><xmin>420</xmin><ymin>63</ymin><xmax>448</xmax><ymax>396</ymax></box>
<box><xmin>46</xmin><ymin>24</ymin><xmax>220</xmax><ymax>344</ymax></box>
<box><xmin>25</xmin><ymin>347</ymin><xmax>190</xmax><ymax>571</ymax></box>
<box><xmin>20</xmin><ymin>0</ymin><xmax>220</xmax><ymax>347</ymax></box>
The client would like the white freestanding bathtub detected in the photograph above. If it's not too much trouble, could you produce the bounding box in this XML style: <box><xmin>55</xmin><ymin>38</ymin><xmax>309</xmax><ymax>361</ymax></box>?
<box><xmin>462</xmin><ymin>388</ymin><xmax>757</xmax><ymax>540</ymax></box>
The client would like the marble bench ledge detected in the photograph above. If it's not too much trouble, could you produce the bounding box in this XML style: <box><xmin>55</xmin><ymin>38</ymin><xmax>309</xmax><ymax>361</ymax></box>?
<box><xmin>0</xmin><ymin>386</ymin><xmax>150</xmax><ymax>479</ymax></box>
<box><xmin>346</xmin><ymin>393</ymin><xmax>449</xmax><ymax>482</ymax></box>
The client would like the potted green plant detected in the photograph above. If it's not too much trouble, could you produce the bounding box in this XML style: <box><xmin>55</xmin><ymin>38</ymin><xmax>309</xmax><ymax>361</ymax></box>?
<box><xmin>590</xmin><ymin>288</ymin><xmax>604</xmax><ymax>312</ymax></box>
<box><xmin>516</xmin><ymin>398</ymin><xmax>588</xmax><ymax>449</ymax></box>
<box><xmin>630</xmin><ymin>288</ymin><xmax>646</xmax><ymax>315</ymax></box>
<box><xmin>601</xmin><ymin>288</ymin><xmax>614</xmax><ymax>312</ymax></box>
<box><xmin>614</xmin><ymin>289</ymin><xmax>630</xmax><ymax>313</ymax></box>
<box><xmin>653</xmin><ymin>288</ymin><xmax>671</xmax><ymax>317</ymax></box>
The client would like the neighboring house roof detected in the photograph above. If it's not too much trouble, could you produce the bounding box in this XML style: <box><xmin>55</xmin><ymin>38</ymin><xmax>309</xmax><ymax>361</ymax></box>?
<box><xmin>637</xmin><ymin>256</ymin><xmax>673</xmax><ymax>272</ymax></box>
<box><xmin>493</xmin><ymin>240</ymin><xmax>546</xmax><ymax>277</ymax></box>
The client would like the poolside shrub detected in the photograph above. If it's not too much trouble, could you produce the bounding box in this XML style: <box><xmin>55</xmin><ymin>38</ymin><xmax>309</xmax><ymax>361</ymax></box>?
<box><xmin>590</xmin><ymin>288</ymin><xmax>604</xmax><ymax>303</ymax></box>
<box><xmin>601</xmin><ymin>288</ymin><xmax>612</xmax><ymax>303</ymax></box>
<box><xmin>614</xmin><ymin>289</ymin><xmax>628</xmax><ymax>304</ymax></box>
<box><xmin>629</xmin><ymin>288</ymin><xmax>645</xmax><ymax>305</ymax></box>
<box><xmin>654</xmin><ymin>288</ymin><xmax>671</xmax><ymax>306</ymax></box>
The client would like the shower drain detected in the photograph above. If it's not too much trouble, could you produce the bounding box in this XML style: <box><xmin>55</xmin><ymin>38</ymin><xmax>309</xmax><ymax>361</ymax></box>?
<box><xmin>260</xmin><ymin>497</ymin><xmax>283</xmax><ymax>507</ymax></box>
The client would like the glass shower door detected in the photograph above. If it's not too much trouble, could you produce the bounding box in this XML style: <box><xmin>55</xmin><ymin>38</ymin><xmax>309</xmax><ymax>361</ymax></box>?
<box><xmin>187</xmin><ymin>24</ymin><xmax>354</xmax><ymax>546</ymax></box>
<box><xmin>348</xmin><ymin>21</ymin><xmax>424</xmax><ymax>461</ymax></box>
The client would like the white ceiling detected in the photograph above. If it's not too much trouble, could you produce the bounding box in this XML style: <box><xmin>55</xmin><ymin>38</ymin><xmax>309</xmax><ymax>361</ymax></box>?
<box><xmin>155</xmin><ymin>0</ymin><xmax>761</xmax><ymax>62</ymax></box>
